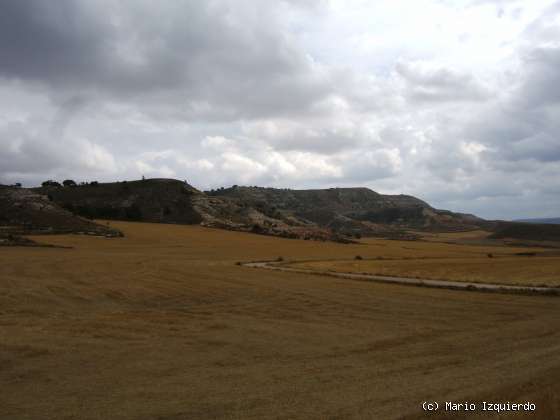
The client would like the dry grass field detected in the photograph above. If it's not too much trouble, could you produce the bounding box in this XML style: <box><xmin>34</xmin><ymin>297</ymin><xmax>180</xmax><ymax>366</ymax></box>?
<box><xmin>289</xmin><ymin>256</ymin><xmax>560</xmax><ymax>287</ymax></box>
<box><xmin>1</xmin><ymin>221</ymin><xmax>560</xmax><ymax>419</ymax></box>
<box><xmin>288</xmin><ymin>235</ymin><xmax>560</xmax><ymax>287</ymax></box>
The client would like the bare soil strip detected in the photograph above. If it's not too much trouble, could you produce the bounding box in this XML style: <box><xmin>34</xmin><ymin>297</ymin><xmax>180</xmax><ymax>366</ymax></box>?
<box><xmin>243</xmin><ymin>261</ymin><xmax>560</xmax><ymax>295</ymax></box>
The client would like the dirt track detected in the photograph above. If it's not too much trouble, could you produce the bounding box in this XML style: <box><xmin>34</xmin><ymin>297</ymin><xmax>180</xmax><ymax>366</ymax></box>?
<box><xmin>243</xmin><ymin>261</ymin><xmax>560</xmax><ymax>295</ymax></box>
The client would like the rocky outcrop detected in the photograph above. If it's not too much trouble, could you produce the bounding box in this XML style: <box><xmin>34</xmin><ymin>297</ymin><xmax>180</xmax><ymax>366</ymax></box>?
<box><xmin>0</xmin><ymin>185</ymin><xmax>122</xmax><ymax>237</ymax></box>
<box><xmin>206</xmin><ymin>186</ymin><xmax>485</xmax><ymax>237</ymax></box>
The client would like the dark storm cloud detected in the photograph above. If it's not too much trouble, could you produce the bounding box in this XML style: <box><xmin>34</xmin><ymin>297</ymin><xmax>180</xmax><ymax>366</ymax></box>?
<box><xmin>0</xmin><ymin>1</ymin><xmax>115</xmax><ymax>86</ymax></box>
<box><xmin>0</xmin><ymin>0</ymin><xmax>331</xmax><ymax>121</ymax></box>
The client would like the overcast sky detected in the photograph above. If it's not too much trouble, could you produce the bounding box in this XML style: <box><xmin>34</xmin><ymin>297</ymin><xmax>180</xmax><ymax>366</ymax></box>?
<box><xmin>1</xmin><ymin>0</ymin><xmax>559</xmax><ymax>219</ymax></box>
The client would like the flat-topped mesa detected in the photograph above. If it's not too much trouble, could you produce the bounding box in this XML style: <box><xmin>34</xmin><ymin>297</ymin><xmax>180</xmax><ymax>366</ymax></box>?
<box><xmin>207</xmin><ymin>186</ymin><xmax>424</xmax><ymax>211</ymax></box>
<box><xmin>206</xmin><ymin>184</ymin><xmax>484</xmax><ymax>235</ymax></box>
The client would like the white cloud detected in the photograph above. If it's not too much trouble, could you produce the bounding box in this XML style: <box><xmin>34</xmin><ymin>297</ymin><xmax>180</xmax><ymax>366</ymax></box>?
<box><xmin>201</xmin><ymin>135</ymin><xmax>235</xmax><ymax>150</ymax></box>
<box><xmin>78</xmin><ymin>139</ymin><xmax>117</xmax><ymax>172</ymax></box>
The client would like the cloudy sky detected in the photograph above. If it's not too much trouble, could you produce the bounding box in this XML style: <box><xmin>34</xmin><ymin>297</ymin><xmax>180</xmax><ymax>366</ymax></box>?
<box><xmin>1</xmin><ymin>0</ymin><xmax>559</xmax><ymax>219</ymax></box>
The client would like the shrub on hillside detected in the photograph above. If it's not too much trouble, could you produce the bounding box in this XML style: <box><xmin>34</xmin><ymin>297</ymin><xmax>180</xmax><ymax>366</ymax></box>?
<box><xmin>42</xmin><ymin>180</ymin><xmax>61</xmax><ymax>187</ymax></box>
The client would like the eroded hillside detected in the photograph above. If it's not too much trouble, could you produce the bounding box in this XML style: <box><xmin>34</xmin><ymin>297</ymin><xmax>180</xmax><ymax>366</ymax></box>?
<box><xmin>31</xmin><ymin>179</ymin><xmax>490</xmax><ymax>242</ymax></box>
<box><xmin>0</xmin><ymin>185</ymin><xmax>122</xmax><ymax>243</ymax></box>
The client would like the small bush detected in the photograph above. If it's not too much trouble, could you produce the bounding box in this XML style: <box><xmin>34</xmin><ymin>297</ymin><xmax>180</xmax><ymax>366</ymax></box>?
<box><xmin>355</xmin><ymin>255</ymin><xmax>363</xmax><ymax>260</ymax></box>
<box><xmin>41</xmin><ymin>180</ymin><xmax>61</xmax><ymax>187</ymax></box>
<box><xmin>277</xmin><ymin>256</ymin><xmax>284</xmax><ymax>262</ymax></box>
<box><xmin>487</xmin><ymin>253</ymin><xmax>493</xmax><ymax>258</ymax></box>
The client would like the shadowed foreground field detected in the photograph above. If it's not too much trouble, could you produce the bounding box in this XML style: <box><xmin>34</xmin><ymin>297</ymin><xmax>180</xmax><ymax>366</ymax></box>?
<box><xmin>1</xmin><ymin>221</ymin><xmax>559</xmax><ymax>419</ymax></box>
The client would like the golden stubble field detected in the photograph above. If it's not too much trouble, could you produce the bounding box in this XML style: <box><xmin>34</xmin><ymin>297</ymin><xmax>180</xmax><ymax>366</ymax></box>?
<box><xmin>1</xmin><ymin>221</ymin><xmax>559</xmax><ymax>419</ymax></box>
<box><xmin>288</xmin><ymin>236</ymin><xmax>560</xmax><ymax>287</ymax></box>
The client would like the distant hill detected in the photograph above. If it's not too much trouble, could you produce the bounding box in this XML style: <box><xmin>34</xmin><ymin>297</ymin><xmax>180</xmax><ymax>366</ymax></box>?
<box><xmin>206</xmin><ymin>185</ymin><xmax>486</xmax><ymax>238</ymax></box>
<box><xmin>3</xmin><ymin>178</ymin><xmax>554</xmax><ymax>243</ymax></box>
<box><xmin>489</xmin><ymin>221</ymin><xmax>560</xmax><ymax>242</ymax></box>
<box><xmin>34</xmin><ymin>179</ymin><xmax>350</xmax><ymax>242</ymax></box>
<box><xmin>514</xmin><ymin>218</ymin><xmax>560</xmax><ymax>225</ymax></box>
<box><xmin>30</xmin><ymin>179</ymin><xmax>486</xmax><ymax>242</ymax></box>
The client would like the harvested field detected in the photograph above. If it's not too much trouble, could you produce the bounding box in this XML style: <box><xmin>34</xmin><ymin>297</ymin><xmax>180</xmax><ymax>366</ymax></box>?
<box><xmin>289</xmin><ymin>256</ymin><xmax>560</xmax><ymax>287</ymax></box>
<box><xmin>1</xmin><ymin>221</ymin><xmax>559</xmax><ymax>419</ymax></box>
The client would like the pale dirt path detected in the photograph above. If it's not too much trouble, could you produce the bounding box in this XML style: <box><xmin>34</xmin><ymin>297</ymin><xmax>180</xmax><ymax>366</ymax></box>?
<box><xmin>243</xmin><ymin>261</ymin><xmax>560</xmax><ymax>295</ymax></box>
